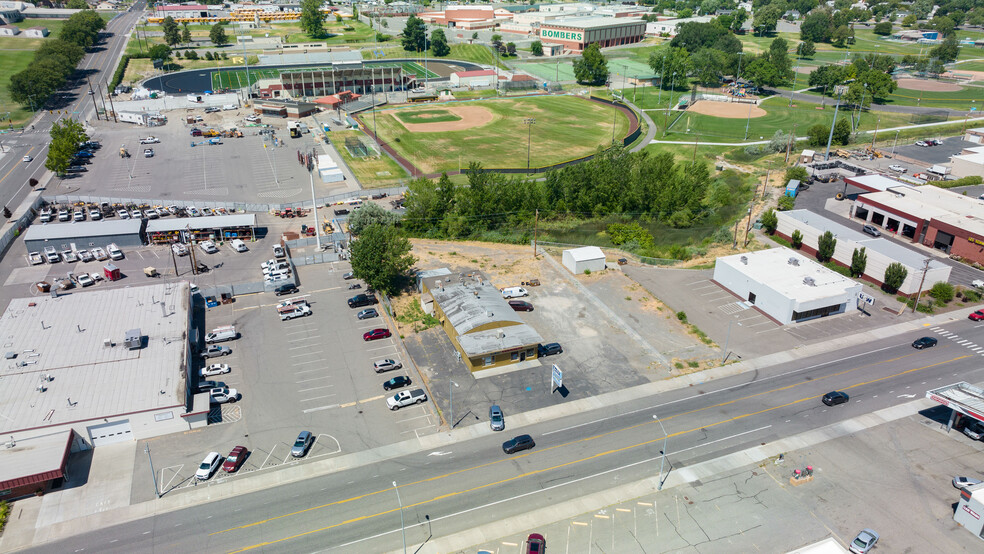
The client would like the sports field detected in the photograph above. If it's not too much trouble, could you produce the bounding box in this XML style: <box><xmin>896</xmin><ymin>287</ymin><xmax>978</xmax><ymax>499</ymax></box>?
<box><xmin>663</xmin><ymin>96</ymin><xmax>912</xmax><ymax>142</ymax></box>
<box><xmin>514</xmin><ymin>61</ymin><xmax>576</xmax><ymax>82</ymax></box>
<box><xmin>331</xmin><ymin>130</ymin><xmax>409</xmax><ymax>187</ymax></box>
<box><xmin>210</xmin><ymin>61</ymin><xmax>436</xmax><ymax>89</ymax></box>
<box><xmin>371</xmin><ymin>95</ymin><xmax>631</xmax><ymax>174</ymax></box>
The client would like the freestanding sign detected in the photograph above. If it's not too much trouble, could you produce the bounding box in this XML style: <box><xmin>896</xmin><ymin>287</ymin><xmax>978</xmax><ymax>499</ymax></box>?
<box><xmin>857</xmin><ymin>291</ymin><xmax>875</xmax><ymax>315</ymax></box>
<box><xmin>551</xmin><ymin>364</ymin><xmax>562</xmax><ymax>392</ymax></box>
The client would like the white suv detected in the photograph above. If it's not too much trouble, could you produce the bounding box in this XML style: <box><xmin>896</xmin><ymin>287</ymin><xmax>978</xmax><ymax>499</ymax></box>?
<box><xmin>195</xmin><ymin>452</ymin><xmax>221</xmax><ymax>480</ymax></box>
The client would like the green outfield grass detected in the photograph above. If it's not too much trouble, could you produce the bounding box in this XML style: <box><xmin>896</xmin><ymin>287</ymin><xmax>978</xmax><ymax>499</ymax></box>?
<box><xmin>955</xmin><ymin>60</ymin><xmax>984</xmax><ymax>72</ymax></box>
<box><xmin>663</xmin><ymin>96</ymin><xmax>912</xmax><ymax>142</ymax></box>
<box><xmin>363</xmin><ymin>43</ymin><xmax>505</xmax><ymax>68</ymax></box>
<box><xmin>331</xmin><ymin>130</ymin><xmax>409</xmax><ymax>187</ymax></box>
<box><xmin>372</xmin><ymin>95</ymin><xmax>631</xmax><ymax>173</ymax></box>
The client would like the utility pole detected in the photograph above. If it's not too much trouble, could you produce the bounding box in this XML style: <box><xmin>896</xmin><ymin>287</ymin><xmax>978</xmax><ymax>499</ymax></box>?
<box><xmin>170</xmin><ymin>242</ymin><xmax>179</xmax><ymax>276</ymax></box>
<box><xmin>784</xmin><ymin>124</ymin><xmax>796</xmax><ymax>164</ymax></box>
<box><xmin>912</xmin><ymin>258</ymin><xmax>931</xmax><ymax>313</ymax></box>
<box><xmin>533</xmin><ymin>209</ymin><xmax>539</xmax><ymax>258</ymax></box>
<box><xmin>870</xmin><ymin>117</ymin><xmax>880</xmax><ymax>150</ymax></box>
<box><xmin>824</xmin><ymin>87</ymin><xmax>845</xmax><ymax>161</ymax></box>
<box><xmin>892</xmin><ymin>130</ymin><xmax>900</xmax><ymax>157</ymax></box>
<box><xmin>524</xmin><ymin>117</ymin><xmax>535</xmax><ymax>171</ymax></box>
<box><xmin>87</xmin><ymin>77</ymin><xmax>99</xmax><ymax>120</ymax></box>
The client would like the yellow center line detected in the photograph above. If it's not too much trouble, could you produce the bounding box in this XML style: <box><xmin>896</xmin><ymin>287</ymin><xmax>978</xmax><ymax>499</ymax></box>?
<box><xmin>219</xmin><ymin>352</ymin><xmax>967</xmax><ymax>551</ymax></box>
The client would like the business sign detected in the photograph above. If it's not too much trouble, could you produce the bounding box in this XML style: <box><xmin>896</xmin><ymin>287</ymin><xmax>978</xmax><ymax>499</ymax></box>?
<box><xmin>969</xmin><ymin>236</ymin><xmax>984</xmax><ymax>247</ymax></box>
<box><xmin>551</xmin><ymin>364</ymin><xmax>562</xmax><ymax>391</ymax></box>
<box><xmin>541</xmin><ymin>28</ymin><xmax>584</xmax><ymax>42</ymax></box>
<box><xmin>857</xmin><ymin>291</ymin><xmax>875</xmax><ymax>306</ymax></box>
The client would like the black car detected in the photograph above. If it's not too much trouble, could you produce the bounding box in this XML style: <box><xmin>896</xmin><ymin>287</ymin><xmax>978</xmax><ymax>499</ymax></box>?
<box><xmin>912</xmin><ymin>336</ymin><xmax>938</xmax><ymax>349</ymax></box>
<box><xmin>357</xmin><ymin>308</ymin><xmax>378</xmax><ymax>320</ymax></box>
<box><xmin>503</xmin><ymin>434</ymin><xmax>535</xmax><ymax>454</ymax></box>
<box><xmin>275</xmin><ymin>283</ymin><xmax>298</xmax><ymax>296</ymax></box>
<box><xmin>348</xmin><ymin>293</ymin><xmax>377</xmax><ymax>308</ymax></box>
<box><xmin>334</xmin><ymin>208</ymin><xmax>350</xmax><ymax>216</ymax></box>
<box><xmin>509</xmin><ymin>300</ymin><xmax>534</xmax><ymax>312</ymax></box>
<box><xmin>65</xmin><ymin>165</ymin><xmax>88</xmax><ymax>173</ymax></box>
<box><xmin>383</xmin><ymin>376</ymin><xmax>411</xmax><ymax>391</ymax></box>
<box><xmin>538</xmin><ymin>343</ymin><xmax>562</xmax><ymax>357</ymax></box>
<box><xmin>822</xmin><ymin>391</ymin><xmax>849</xmax><ymax>406</ymax></box>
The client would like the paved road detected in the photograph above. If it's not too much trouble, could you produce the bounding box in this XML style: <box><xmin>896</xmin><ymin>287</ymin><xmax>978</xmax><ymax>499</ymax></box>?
<box><xmin>0</xmin><ymin>2</ymin><xmax>145</xmax><ymax>213</ymax></box>
<box><xmin>29</xmin><ymin>316</ymin><xmax>984</xmax><ymax>552</ymax></box>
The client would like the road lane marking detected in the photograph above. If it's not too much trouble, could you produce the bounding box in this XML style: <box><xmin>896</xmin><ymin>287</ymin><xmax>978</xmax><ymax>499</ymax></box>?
<box><xmin>219</xmin><ymin>352</ymin><xmax>971</xmax><ymax>551</ymax></box>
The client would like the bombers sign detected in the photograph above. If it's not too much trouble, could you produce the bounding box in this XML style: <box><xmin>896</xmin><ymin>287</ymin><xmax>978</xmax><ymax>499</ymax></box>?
<box><xmin>540</xmin><ymin>28</ymin><xmax>584</xmax><ymax>42</ymax></box>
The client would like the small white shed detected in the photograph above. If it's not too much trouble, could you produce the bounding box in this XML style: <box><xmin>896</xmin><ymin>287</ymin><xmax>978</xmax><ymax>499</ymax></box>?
<box><xmin>562</xmin><ymin>246</ymin><xmax>606</xmax><ymax>275</ymax></box>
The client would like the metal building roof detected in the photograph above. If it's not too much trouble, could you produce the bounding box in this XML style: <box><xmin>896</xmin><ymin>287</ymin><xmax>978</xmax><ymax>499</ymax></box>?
<box><xmin>0</xmin><ymin>430</ymin><xmax>73</xmax><ymax>491</ymax></box>
<box><xmin>146</xmin><ymin>213</ymin><xmax>256</xmax><ymax>233</ymax></box>
<box><xmin>565</xmin><ymin>246</ymin><xmax>604</xmax><ymax>262</ymax></box>
<box><xmin>23</xmin><ymin>220</ymin><xmax>142</xmax><ymax>242</ymax></box>
<box><xmin>927</xmin><ymin>382</ymin><xmax>984</xmax><ymax>421</ymax></box>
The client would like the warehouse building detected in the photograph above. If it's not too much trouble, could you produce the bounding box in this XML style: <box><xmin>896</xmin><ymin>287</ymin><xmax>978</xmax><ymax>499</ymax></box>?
<box><xmin>450</xmin><ymin>69</ymin><xmax>496</xmax><ymax>87</ymax></box>
<box><xmin>23</xmin><ymin>219</ymin><xmax>144</xmax><ymax>252</ymax></box>
<box><xmin>538</xmin><ymin>17</ymin><xmax>646</xmax><ymax>53</ymax></box>
<box><xmin>950</xmin><ymin>145</ymin><xmax>984</xmax><ymax>179</ymax></box>
<box><xmin>562</xmin><ymin>246</ymin><xmax>606</xmax><ymax>274</ymax></box>
<box><xmin>260</xmin><ymin>65</ymin><xmax>415</xmax><ymax>99</ymax></box>
<box><xmin>713</xmin><ymin>247</ymin><xmax>863</xmax><ymax>325</ymax></box>
<box><xmin>0</xmin><ymin>430</ymin><xmax>74</xmax><ymax>500</ymax></box>
<box><xmin>0</xmin><ymin>283</ymin><xmax>206</xmax><ymax>498</ymax></box>
<box><xmin>421</xmin><ymin>271</ymin><xmax>544</xmax><ymax>372</ymax></box>
<box><xmin>775</xmin><ymin>210</ymin><xmax>950</xmax><ymax>296</ymax></box>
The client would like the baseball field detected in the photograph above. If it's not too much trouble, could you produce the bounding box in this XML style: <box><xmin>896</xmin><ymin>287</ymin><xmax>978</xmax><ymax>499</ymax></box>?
<box><xmin>370</xmin><ymin>95</ymin><xmax>632</xmax><ymax>174</ymax></box>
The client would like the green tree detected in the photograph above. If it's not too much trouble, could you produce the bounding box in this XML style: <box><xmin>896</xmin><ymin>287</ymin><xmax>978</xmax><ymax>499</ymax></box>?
<box><xmin>349</xmin><ymin>223</ymin><xmax>417</xmax><ymax>295</ymax></box>
<box><xmin>66</xmin><ymin>0</ymin><xmax>87</xmax><ymax>8</ymax></box>
<box><xmin>929</xmin><ymin>281</ymin><xmax>954</xmax><ymax>303</ymax></box>
<box><xmin>807</xmin><ymin>123</ymin><xmax>828</xmax><ymax>147</ymax></box>
<box><xmin>471</xmin><ymin>32</ymin><xmax>478</xmax><ymax>40</ymax></box>
<box><xmin>785</xmin><ymin>166</ymin><xmax>809</xmax><ymax>184</ymax></box>
<box><xmin>335</xmin><ymin>13</ymin><xmax>342</xmax><ymax>22</ymax></box>
<box><xmin>9</xmin><ymin>61</ymin><xmax>68</xmax><ymax>106</ymax></box>
<box><xmin>817</xmin><ymin>230</ymin><xmax>837</xmax><ymax>262</ymax></box>
<box><xmin>531</xmin><ymin>41</ymin><xmax>543</xmax><ymax>56</ymax></box>
<box><xmin>649</xmin><ymin>46</ymin><xmax>690</xmax><ymax>90</ymax></box>
<box><xmin>161</xmin><ymin>16</ymin><xmax>181</xmax><ymax>46</ymax></box>
<box><xmin>209</xmin><ymin>23</ymin><xmax>228</xmax><ymax>46</ymax></box>
<box><xmin>873</xmin><ymin>21</ymin><xmax>893</xmax><ymax>35</ymax></box>
<box><xmin>46</xmin><ymin>118</ymin><xmax>88</xmax><ymax>175</ymax></box>
<box><xmin>181</xmin><ymin>22</ymin><xmax>192</xmax><ymax>44</ymax></box>
<box><xmin>797</xmin><ymin>39</ymin><xmax>816</xmax><ymax>57</ymax></box>
<box><xmin>430</xmin><ymin>28</ymin><xmax>449</xmax><ymax>56</ymax></box>
<box><xmin>300</xmin><ymin>0</ymin><xmax>326</xmax><ymax>38</ymax></box>
<box><xmin>506</xmin><ymin>42</ymin><xmax>516</xmax><ymax>56</ymax></box>
<box><xmin>832</xmin><ymin>24</ymin><xmax>850</xmax><ymax>47</ymax></box>
<box><xmin>902</xmin><ymin>14</ymin><xmax>917</xmax><ymax>27</ymax></box>
<box><xmin>931</xmin><ymin>35</ymin><xmax>960</xmax><ymax>64</ymax></box>
<box><xmin>349</xmin><ymin>202</ymin><xmax>400</xmax><ymax>235</ymax></box>
<box><xmin>791</xmin><ymin>229</ymin><xmax>803</xmax><ymax>248</ymax></box>
<box><xmin>929</xmin><ymin>15</ymin><xmax>956</xmax><ymax>36</ymax></box>
<box><xmin>401</xmin><ymin>14</ymin><xmax>426</xmax><ymax>52</ymax></box>
<box><xmin>801</xmin><ymin>9</ymin><xmax>834</xmax><ymax>43</ymax></box>
<box><xmin>61</xmin><ymin>10</ymin><xmax>107</xmax><ymax>48</ymax></box>
<box><xmin>883</xmin><ymin>262</ymin><xmax>908</xmax><ymax>293</ymax></box>
<box><xmin>573</xmin><ymin>43</ymin><xmax>608</xmax><ymax>86</ymax></box>
<box><xmin>185</xmin><ymin>49</ymin><xmax>199</xmax><ymax>60</ymax></box>
<box><xmin>204</xmin><ymin>51</ymin><xmax>214</xmax><ymax>61</ymax></box>
<box><xmin>832</xmin><ymin>117</ymin><xmax>851</xmax><ymax>145</ymax></box>
<box><xmin>753</xmin><ymin>4</ymin><xmax>782</xmax><ymax>34</ymax></box>
<box><xmin>729</xmin><ymin>8</ymin><xmax>748</xmax><ymax>32</ymax></box>
<box><xmin>851</xmin><ymin>247</ymin><xmax>867</xmax><ymax>277</ymax></box>
<box><xmin>760</xmin><ymin>208</ymin><xmax>778</xmax><ymax>234</ymax></box>
<box><xmin>148</xmin><ymin>43</ymin><xmax>172</xmax><ymax>63</ymax></box>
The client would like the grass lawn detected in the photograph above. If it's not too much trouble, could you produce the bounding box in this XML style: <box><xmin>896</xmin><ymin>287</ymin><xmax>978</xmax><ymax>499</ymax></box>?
<box><xmin>662</xmin><ymin>96</ymin><xmax>912</xmax><ymax>142</ymax></box>
<box><xmin>641</xmin><ymin>142</ymin><xmax>733</xmax><ymax>164</ymax></box>
<box><xmin>362</xmin><ymin>43</ymin><xmax>505</xmax><ymax>68</ymax></box>
<box><xmin>331</xmin><ymin>130</ymin><xmax>409</xmax><ymax>187</ymax></box>
<box><xmin>373</xmin><ymin>95</ymin><xmax>630</xmax><ymax>173</ymax></box>
<box><xmin>395</xmin><ymin>109</ymin><xmax>461</xmax><ymax>124</ymax></box>
<box><xmin>956</xmin><ymin>60</ymin><xmax>984</xmax><ymax>71</ymax></box>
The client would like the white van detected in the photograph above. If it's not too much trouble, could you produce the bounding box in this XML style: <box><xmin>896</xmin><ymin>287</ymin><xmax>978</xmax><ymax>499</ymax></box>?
<box><xmin>501</xmin><ymin>286</ymin><xmax>529</xmax><ymax>299</ymax></box>
<box><xmin>205</xmin><ymin>325</ymin><xmax>237</xmax><ymax>343</ymax></box>
<box><xmin>222</xmin><ymin>104</ymin><xmax>237</xmax><ymax>111</ymax></box>
<box><xmin>231</xmin><ymin>239</ymin><xmax>248</xmax><ymax>252</ymax></box>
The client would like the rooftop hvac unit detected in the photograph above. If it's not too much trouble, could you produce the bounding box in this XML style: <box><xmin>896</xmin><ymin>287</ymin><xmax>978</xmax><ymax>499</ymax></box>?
<box><xmin>789</xmin><ymin>258</ymin><xmax>799</xmax><ymax>266</ymax></box>
<box><xmin>497</xmin><ymin>329</ymin><xmax>504</xmax><ymax>339</ymax></box>
<box><xmin>124</xmin><ymin>328</ymin><xmax>143</xmax><ymax>350</ymax></box>
<box><xmin>803</xmin><ymin>276</ymin><xmax>816</xmax><ymax>286</ymax></box>
<box><xmin>740</xmin><ymin>256</ymin><xmax>748</xmax><ymax>265</ymax></box>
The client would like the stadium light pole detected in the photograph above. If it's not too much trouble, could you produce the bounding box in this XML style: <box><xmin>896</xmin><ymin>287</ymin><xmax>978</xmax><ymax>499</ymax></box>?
<box><xmin>524</xmin><ymin>117</ymin><xmax>536</xmax><ymax>171</ymax></box>
<box><xmin>824</xmin><ymin>86</ymin><xmax>846</xmax><ymax>161</ymax></box>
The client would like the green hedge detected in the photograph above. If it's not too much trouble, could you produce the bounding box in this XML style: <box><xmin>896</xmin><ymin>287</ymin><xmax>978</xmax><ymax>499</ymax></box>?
<box><xmin>110</xmin><ymin>52</ymin><xmax>149</xmax><ymax>92</ymax></box>
<box><xmin>932</xmin><ymin>175</ymin><xmax>983</xmax><ymax>189</ymax></box>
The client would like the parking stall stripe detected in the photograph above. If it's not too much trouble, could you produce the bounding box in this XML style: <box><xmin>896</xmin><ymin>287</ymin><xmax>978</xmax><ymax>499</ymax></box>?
<box><xmin>302</xmin><ymin>405</ymin><xmax>339</xmax><ymax>413</ymax></box>
<box><xmin>296</xmin><ymin>376</ymin><xmax>331</xmax><ymax>383</ymax></box>
<box><xmin>297</xmin><ymin>386</ymin><xmax>334</xmax><ymax>393</ymax></box>
<box><xmin>300</xmin><ymin>394</ymin><xmax>336</xmax><ymax>402</ymax></box>
<box><xmin>338</xmin><ymin>395</ymin><xmax>387</xmax><ymax>408</ymax></box>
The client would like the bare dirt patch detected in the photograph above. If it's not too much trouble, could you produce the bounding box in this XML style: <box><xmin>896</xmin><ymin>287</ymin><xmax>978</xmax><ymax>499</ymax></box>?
<box><xmin>895</xmin><ymin>78</ymin><xmax>963</xmax><ymax>92</ymax></box>
<box><xmin>391</xmin><ymin>104</ymin><xmax>495</xmax><ymax>133</ymax></box>
<box><xmin>688</xmin><ymin>100</ymin><xmax>767</xmax><ymax>119</ymax></box>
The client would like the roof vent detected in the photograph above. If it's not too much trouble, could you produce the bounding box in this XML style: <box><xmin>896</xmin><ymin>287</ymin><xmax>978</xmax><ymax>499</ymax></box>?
<box><xmin>497</xmin><ymin>329</ymin><xmax>504</xmax><ymax>339</ymax></box>
<box><xmin>486</xmin><ymin>310</ymin><xmax>493</xmax><ymax>318</ymax></box>
<box><xmin>803</xmin><ymin>276</ymin><xmax>816</xmax><ymax>286</ymax></box>
<box><xmin>740</xmin><ymin>255</ymin><xmax>748</xmax><ymax>265</ymax></box>
<box><xmin>436</xmin><ymin>279</ymin><xmax>443</xmax><ymax>291</ymax></box>
<box><xmin>788</xmin><ymin>258</ymin><xmax>799</xmax><ymax>266</ymax></box>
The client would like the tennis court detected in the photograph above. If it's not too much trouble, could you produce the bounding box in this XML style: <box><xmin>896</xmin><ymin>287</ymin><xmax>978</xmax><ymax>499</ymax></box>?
<box><xmin>607</xmin><ymin>58</ymin><xmax>653</xmax><ymax>78</ymax></box>
<box><xmin>515</xmin><ymin>61</ymin><xmax>576</xmax><ymax>82</ymax></box>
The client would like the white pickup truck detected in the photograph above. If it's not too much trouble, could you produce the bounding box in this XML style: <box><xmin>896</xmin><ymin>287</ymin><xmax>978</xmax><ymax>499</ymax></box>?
<box><xmin>279</xmin><ymin>304</ymin><xmax>312</xmax><ymax>321</ymax></box>
<box><xmin>386</xmin><ymin>389</ymin><xmax>427</xmax><ymax>410</ymax></box>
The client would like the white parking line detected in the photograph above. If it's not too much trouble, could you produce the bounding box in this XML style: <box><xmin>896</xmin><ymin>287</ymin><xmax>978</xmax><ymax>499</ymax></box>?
<box><xmin>300</xmin><ymin>394</ymin><xmax>335</xmax><ymax>402</ymax></box>
<box><xmin>302</xmin><ymin>404</ymin><xmax>339</xmax><ymax>413</ymax></box>
<box><xmin>296</xmin><ymin>376</ymin><xmax>331</xmax><ymax>383</ymax></box>
<box><xmin>395</xmin><ymin>413</ymin><xmax>432</xmax><ymax>423</ymax></box>
<box><xmin>297</xmin><ymin>385</ymin><xmax>333</xmax><ymax>392</ymax></box>
<box><xmin>290</xmin><ymin>349</ymin><xmax>325</xmax><ymax>355</ymax></box>
<box><xmin>366</xmin><ymin>343</ymin><xmax>396</xmax><ymax>352</ymax></box>
<box><xmin>260</xmin><ymin>445</ymin><xmax>279</xmax><ymax>468</ymax></box>
<box><xmin>287</xmin><ymin>337</ymin><xmax>316</xmax><ymax>343</ymax></box>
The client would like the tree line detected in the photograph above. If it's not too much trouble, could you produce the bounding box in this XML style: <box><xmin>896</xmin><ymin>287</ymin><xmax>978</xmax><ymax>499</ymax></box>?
<box><xmin>9</xmin><ymin>10</ymin><xmax>106</xmax><ymax>108</ymax></box>
<box><xmin>399</xmin><ymin>147</ymin><xmax>751</xmax><ymax>256</ymax></box>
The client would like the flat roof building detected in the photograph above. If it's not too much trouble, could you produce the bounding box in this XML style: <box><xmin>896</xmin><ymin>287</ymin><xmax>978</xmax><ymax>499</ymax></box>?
<box><xmin>23</xmin><ymin>219</ymin><xmax>144</xmax><ymax>252</ymax></box>
<box><xmin>713</xmin><ymin>247</ymin><xmax>863</xmax><ymax>325</ymax></box>
<box><xmin>0</xmin><ymin>430</ymin><xmax>74</xmax><ymax>501</ymax></box>
<box><xmin>421</xmin><ymin>270</ymin><xmax>544</xmax><ymax>372</ymax></box>
<box><xmin>562</xmin><ymin>246</ymin><xmax>605</xmax><ymax>275</ymax></box>
<box><xmin>538</xmin><ymin>16</ymin><xmax>646</xmax><ymax>53</ymax></box>
<box><xmin>951</xmin><ymin>145</ymin><xmax>984</xmax><ymax>179</ymax></box>
<box><xmin>776</xmin><ymin>210</ymin><xmax>950</xmax><ymax>296</ymax></box>
<box><xmin>0</xmin><ymin>282</ymin><xmax>204</xmax><ymax>454</ymax></box>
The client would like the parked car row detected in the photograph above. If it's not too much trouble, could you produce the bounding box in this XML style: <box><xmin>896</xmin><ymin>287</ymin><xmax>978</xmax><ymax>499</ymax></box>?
<box><xmin>195</xmin><ymin>445</ymin><xmax>249</xmax><ymax>481</ymax></box>
<box><xmin>28</xmin><ymin>243</ymin><xmax>122</xmax><ymax>266</ymax></box>
<box><xmin>40</xmin><ymin>202</ymin><xmax>237</xmax><ymax>224</ymax></box>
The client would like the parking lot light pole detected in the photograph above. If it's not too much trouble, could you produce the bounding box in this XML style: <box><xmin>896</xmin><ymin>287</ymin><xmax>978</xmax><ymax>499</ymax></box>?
<box><xmin>309</xmin><ymin>171</ymin><xmax>321</xmax><ymax>251</ymax></box>
<box><xmin>722</xmin><ymin>318</ymin><xmax>741</xmax><ymax>363</ymax></box>
<box><xmin>449</xmin><ymin>379</ymin><xmax>459</xmax><ymax>429</ymax></box>
<box><xmin>652</xmin><ymin>415</ymin><xmax>668</xmax><ymax>490</ymax></box>
<box><xmin>891</xmin><ymin>130</ymin><xmax>900</xmax><ymax>157</ymax></box>
<box><xmin>146</xmin><ymin>444</ymin><xmax>160</xmax><ymax>498</ymax></box>
<box><xmin>393</xmin><ymin>481</ymin><xmax>406</xmax><ymax>554</ymax></box>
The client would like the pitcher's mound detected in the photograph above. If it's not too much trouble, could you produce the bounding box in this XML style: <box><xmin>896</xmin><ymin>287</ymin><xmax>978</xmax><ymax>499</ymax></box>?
<box><xmin>896</xmin><ymin>78</ymin><xmax>962</xmax><ymax>92</ymax></box>
<box><xmin>688</xmin><ymin>100</ymin><xmax>767</xmax><ymax>119</ymax></box>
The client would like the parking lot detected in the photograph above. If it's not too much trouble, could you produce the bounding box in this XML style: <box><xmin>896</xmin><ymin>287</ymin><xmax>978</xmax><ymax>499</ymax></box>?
<box><xmin>46</xmin><ymin>111</ymin><xmax>355</xmax><ymax>204</ymax></box>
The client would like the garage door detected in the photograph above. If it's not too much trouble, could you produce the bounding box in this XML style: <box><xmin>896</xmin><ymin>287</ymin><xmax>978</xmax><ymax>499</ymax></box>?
<box><xmin>87</xmin><ymin>420</ymin><xmax>133</xmax><ymax>447</ymax></box>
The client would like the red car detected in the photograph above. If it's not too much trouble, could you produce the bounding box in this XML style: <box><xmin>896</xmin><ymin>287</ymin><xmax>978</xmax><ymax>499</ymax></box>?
<box><xmin>526</xmin><ymin>533</ymin><xmax>546</xmax><ymax>554</ymax></box>
<box><xmin>221</xmin><ymin>445</ymin><xmax>247</xmax><ymax>472</ymax></box>
<box><xmin>970</xmin><ymin>310</ymin><xmax>984</xmax><ymax>321</ymax></box>
<box><xmin>363</xmin><ymin>328</ymin><xmax>392</xmax><ymax>341</ymax></box>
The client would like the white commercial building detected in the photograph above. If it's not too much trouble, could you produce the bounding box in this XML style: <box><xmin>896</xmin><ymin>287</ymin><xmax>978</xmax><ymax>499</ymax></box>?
<box><xmin>645</xmin><ymin>15</ymin><xmax>714</xmax><ymax>36</ymax></box>
<box><xmin>776</xmin><ymin>210</ymin><xmax>950</xmax><ymax>296</ymax></box>
<box><xmin>0</xmin><ymin>282</ymin><xmax>203</xmax><ymax>453</ymax></box>
<box><xmin>318</xmin><ymin>155</ymin><xmax>344</xmax><ymax>183</ymax></box>
<box><xmin>951</xmin><ymin>145</ymin><xmax>984</xmax><ymax>179</ymax></box>
<box><xmin>562</xmin><ymin>246</ymin><xmax>606</xmax><ymax>274</ymax></box>
<box><xmin>713</xmin><ymin>247</ymin><xmax>863</xmax><ymax>325</ymax></box>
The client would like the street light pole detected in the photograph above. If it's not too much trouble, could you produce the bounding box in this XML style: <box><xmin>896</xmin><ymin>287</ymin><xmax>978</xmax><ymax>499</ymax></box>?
<box><xmin>652</xmin><ymin>415</ymin><xmax>668</xmax><ymax>490</ymax></box>
<box><xmin>393</xmin><ymin>481</ymin><xmax>406</xmax><ymax>554</ymax></box>
<box><xmin>449</xmin><ymin>379</ymin><xmax>458</xmax><ymax>429</ymax></box>
<box><xmin>146</xmin><ymin>444</ymin><xmax>161</xmax><ymax>498</ymax></box>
